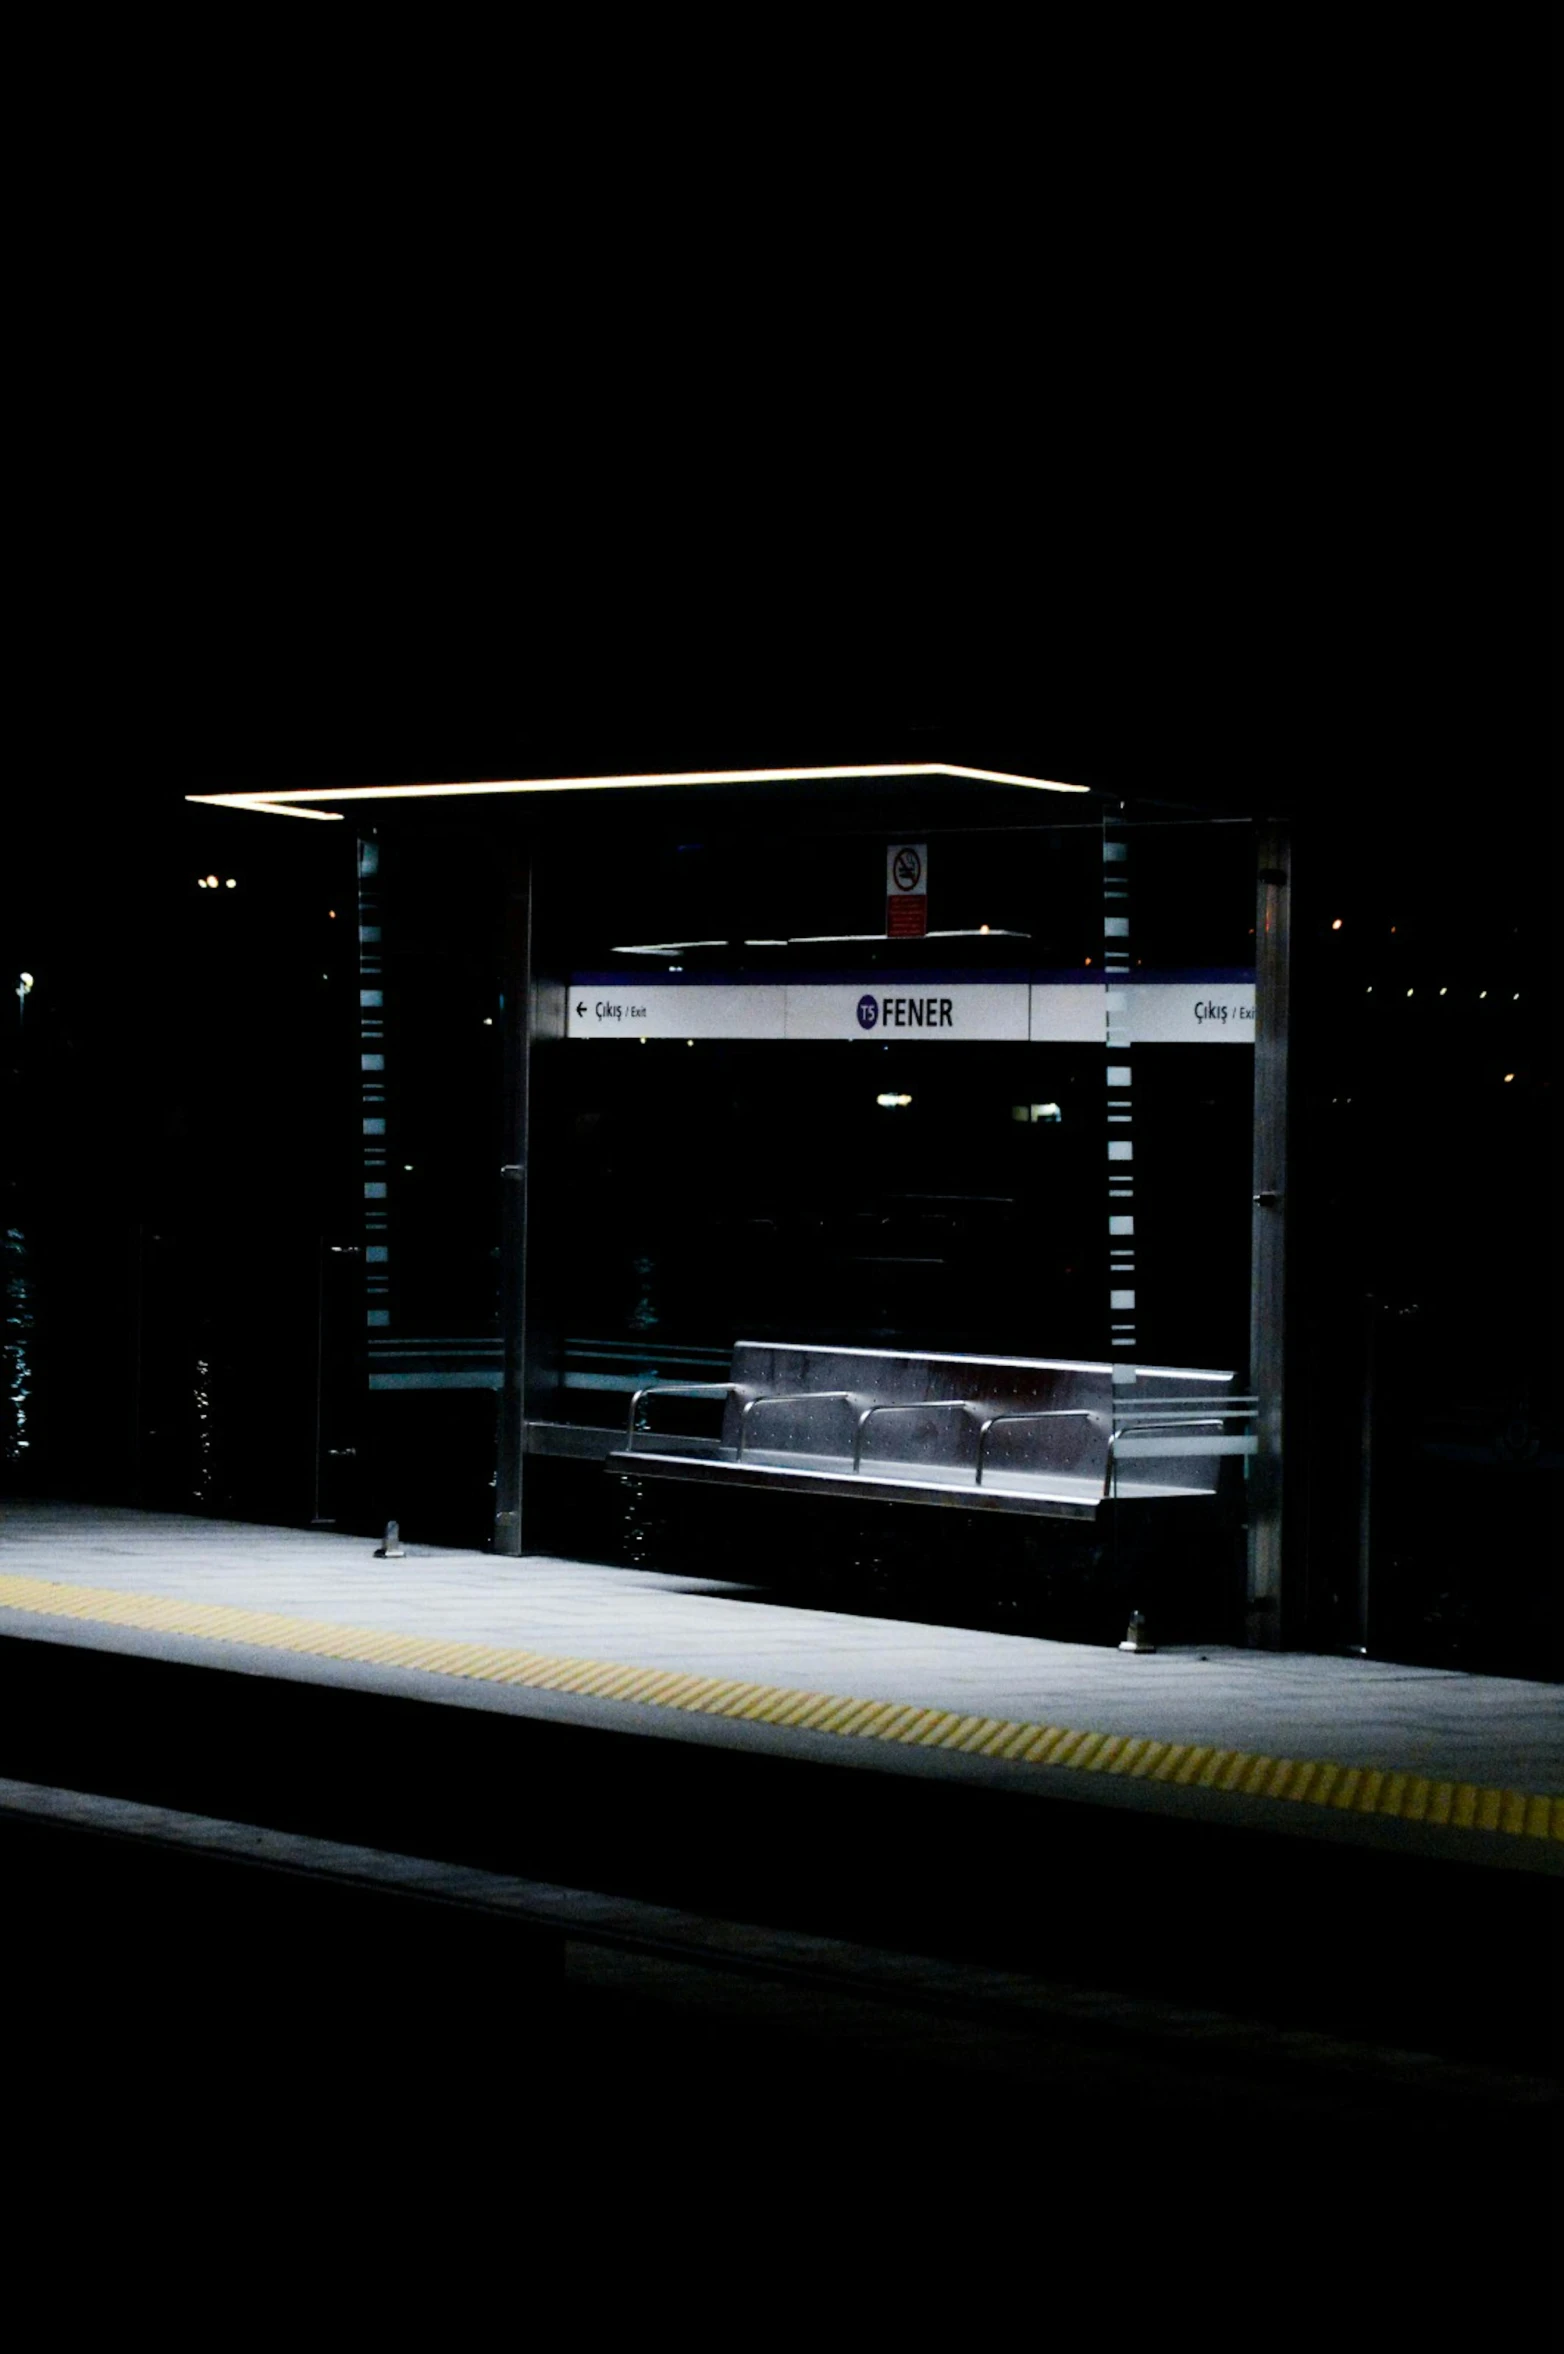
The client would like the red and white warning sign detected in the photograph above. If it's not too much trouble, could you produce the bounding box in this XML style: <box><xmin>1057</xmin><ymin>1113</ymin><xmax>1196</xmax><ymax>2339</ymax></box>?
<box><xmin>886</xmin><ymin>842</ymin><xmax>928</xmax><ymax>938</ymax></box>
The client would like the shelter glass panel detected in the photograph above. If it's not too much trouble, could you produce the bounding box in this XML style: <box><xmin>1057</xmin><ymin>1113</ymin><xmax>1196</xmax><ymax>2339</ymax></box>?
<box><xmin>528</xmin><ymin>820</ymin><xmax>1111</xmax><ymax>1427</ymax></box>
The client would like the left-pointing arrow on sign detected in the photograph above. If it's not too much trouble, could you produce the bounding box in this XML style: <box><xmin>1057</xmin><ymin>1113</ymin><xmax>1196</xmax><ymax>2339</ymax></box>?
<box><xmin>576</xmin><ymin>1002</ymin><xmax>588</xmax><ymax>1018</ymax></box>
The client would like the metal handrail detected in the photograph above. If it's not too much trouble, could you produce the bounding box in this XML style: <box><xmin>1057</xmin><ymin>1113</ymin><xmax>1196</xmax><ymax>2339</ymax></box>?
<box><xmin>1107</xmin><ymin>1415</ymin><xmax>1251</xmax><ymax>1444</ymax></box>
<box><xmin>852</xmin><ymin>1400</ymin><xmax>973</xmax><ymax>1475</ymax></box>
<box><xmin>1112</xmin><ymin>1397</ymin><xmax>1257</xmax><ymax>1418</ymax></box>
<box><xmin>1105</xmin><ymin>1412</ymin><xmax>1256</xmax><ymax>1497</ymax></box>
<box><xmin>626</xmin><ymin>1381</ymin><xmax>744</xmax><ymax>1451</ymax></box>
<box><xmin>975</xmin><ymin>1409</ymin><xmax>1100</xmax><ymax>1488</ymax></box>
<box><xmin>738</xmin><ymin>1391</ymin><xmax>857</xmax><ymax>1463</ymax></box>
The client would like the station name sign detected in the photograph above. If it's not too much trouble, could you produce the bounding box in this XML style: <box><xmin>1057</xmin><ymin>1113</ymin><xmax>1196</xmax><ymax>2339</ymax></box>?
<box><xmin>568</xmin><ymin>976</ymin><xmax>1255</xmax><ymax>1044</ymax></box>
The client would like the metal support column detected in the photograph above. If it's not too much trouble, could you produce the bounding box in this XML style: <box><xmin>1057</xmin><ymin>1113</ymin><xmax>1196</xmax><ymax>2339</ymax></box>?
<box><xmin>1354</xmin><ymin>1293</ymin><xmax>1378</xmax><ymax>1654</ymax></box>
<box><xmin>1246</xmin><ymin>822</ymin><xmax>1292</xmax><ymax>1646</ymax></box>
<box><xmin>493</xmin><ymin>853</ymin><xmax>535</xmax><ymax>1556</ymax></box>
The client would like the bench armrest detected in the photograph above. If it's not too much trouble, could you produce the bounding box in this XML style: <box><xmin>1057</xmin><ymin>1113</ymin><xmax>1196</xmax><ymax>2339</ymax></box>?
<box><xmin>625</xmin><ymin>1382</ymin><xmax>746</xmax><ymax>1451</ymax></box>
<box><xmin>852</xmin><ymin>1400</ymin><xmax>976</xmax><ymax>1474</ymax></box>
<box><xmin>974</xmin><ymin>1409</ymin><xmax>1102</xmax><ymax>1488</ymax></box>
<box><xmin>737</xmin><ymin>1390</ymin><xmax>859</xmax><ymax>1462</ymax></box>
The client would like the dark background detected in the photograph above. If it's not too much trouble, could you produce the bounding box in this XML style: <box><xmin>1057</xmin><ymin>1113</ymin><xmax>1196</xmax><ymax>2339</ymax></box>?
<box><xmin>4</xmin><ymin>52</ymin><xmax>1554</xmax><ymax>1668</ymax></box>
<box><xmin>0</xmin><ymin>42</ymin><xmax>1555</xmax><ymax>2289</ymax></box>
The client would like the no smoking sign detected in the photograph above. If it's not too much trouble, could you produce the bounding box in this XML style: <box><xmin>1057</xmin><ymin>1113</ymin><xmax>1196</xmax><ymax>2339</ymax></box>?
<box><xmin>886</xmin><ymin>842</ymin><xmax>928</xmax><ymax>938</ymax></box>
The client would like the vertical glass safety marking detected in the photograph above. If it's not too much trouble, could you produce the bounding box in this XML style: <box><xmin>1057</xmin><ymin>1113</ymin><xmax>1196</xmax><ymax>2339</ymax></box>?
<box><xmin>1103</xmin><ymin>818</ymin><xmax>1136</xmax><ymax>1378</ymax></box>
<box><xmin>357</xmin><ymin>839</ymin><xmax>390</xmax><ymax>1332</ymax></box>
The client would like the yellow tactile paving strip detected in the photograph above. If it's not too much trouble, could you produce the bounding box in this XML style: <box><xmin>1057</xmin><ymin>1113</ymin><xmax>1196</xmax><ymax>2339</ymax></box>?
<box><xmin>0</xmin><ymin>1572</ymin><xmax>1558</xmax><ymax>1843</ymax></box>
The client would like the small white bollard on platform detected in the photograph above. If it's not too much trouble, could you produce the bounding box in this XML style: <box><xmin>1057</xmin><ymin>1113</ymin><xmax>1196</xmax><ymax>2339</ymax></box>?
<box><xmin>1118</xmin><ymin>1609</ymin><xmax>1157</xmax><ymax>1654</ymax></box>
<box><xmin>374</xmin><ymin>1519</ymin><xmax>406</xmax><ymax>1559</ymax></box>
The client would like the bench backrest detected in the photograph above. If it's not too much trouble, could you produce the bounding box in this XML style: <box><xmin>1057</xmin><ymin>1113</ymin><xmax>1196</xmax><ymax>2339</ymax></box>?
<box><xmin>723</xmin><ymin>1342</ymin><xmax>1238</xmax><ymax>1493</ymax></box>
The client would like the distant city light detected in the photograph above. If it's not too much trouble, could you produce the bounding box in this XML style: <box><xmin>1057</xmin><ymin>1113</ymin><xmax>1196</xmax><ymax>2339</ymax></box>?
<box><xmin>206</xmin><ymin>874</ymin><xmax>218</xmax><ymax>888</ymax></box>
<box><xmin>1439</xmin><ymin>986</ymin><xmax>1447</xmax><ymax>996</ymax></box>
<box><xmin>481</xmin><ymin>1017</ymin><xmax>493</xmax><ymax>1027</ymax></box>
<box><xmin>1503</xmin><ymin>1073</ymin><xmax>1515</xmax><ymax>1083</ymax></box>
<box><xmin>225</xmin><ymin>878</ymin><xmax>236</xmax><ymax>889</ymax></box>
<box><xmin>1406</xmin><ymin>989</ymin><xmax>1414</xmax><ymax>998</ymax></box>
<box><xmin>876</xmin><ymin>1093</ymin><xmax>913</xmax><ymax>1109</ymax></box>
<box><xmin>1479</xmin><ymin>990</ymin><xmax>1487</xmax><ymax>999</ymax></box>
<box><xmin>328</xmin><ymin>909</ymin><xmax>337</xmax><ymax>918</ymax></box>
<box><xmin>1331</xmin><ymin>918</ymin><xmax>1343</xmax><ymax>931</ymax></box>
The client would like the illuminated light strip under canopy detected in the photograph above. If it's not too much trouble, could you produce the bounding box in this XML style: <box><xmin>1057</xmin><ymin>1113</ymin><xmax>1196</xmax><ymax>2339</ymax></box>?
<box><xmin>611</xmin><ymin>928</ymin><xmax>1032</xmax><ymax>952</ymax></box>
<box><xmin>185</xmin><ymin>763</ymin><xmax>1090</xmax><ymax>820</ymax></box>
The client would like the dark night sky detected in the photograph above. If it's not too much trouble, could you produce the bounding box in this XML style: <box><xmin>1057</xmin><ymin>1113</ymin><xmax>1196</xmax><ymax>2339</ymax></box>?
<box><xmin>12</xmin><ymin>0</ymin><xmax>1539</xmax><ymax>871</ymax></box>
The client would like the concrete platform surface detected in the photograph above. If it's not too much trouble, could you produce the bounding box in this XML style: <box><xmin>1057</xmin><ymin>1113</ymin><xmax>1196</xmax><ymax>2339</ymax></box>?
<box><xmin>1</xmin><ymin>1500</ymin><xmax>1558</xmax><ymax>1870</ymax></box>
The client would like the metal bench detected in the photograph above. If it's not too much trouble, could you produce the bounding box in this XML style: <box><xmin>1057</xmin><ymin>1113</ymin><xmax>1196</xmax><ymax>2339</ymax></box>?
<box><xmin>605</xmin><ymin>1341</ymin><xmax>1256</xmax><ymax>1520</ymax></box>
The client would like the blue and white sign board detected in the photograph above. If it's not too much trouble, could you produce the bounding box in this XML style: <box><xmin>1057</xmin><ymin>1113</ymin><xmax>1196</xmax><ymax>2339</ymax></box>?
<box><xmin>1127</xmin><ymin>983</ymin><xmax>1255</xmax><ymax>1042</ymax></box>
<box><xmin>1027</xmin><ymin>984</ymin><xmax>1112</xmax><ymax>1043</ymax></box>
<box><xmin>570</xmin><ymin>983</ymin><xmax>785</xmax><ymax>1039</ymax></box>
<box><xmin>566</xmin><ymin>976</ymin><xmax>1254</xmax><ymax>1043</ymax></box>
<box><xmin>786</xmin><ymin>982</ymin><xmax>1031</xmax><ymax>1040</ymax></box>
